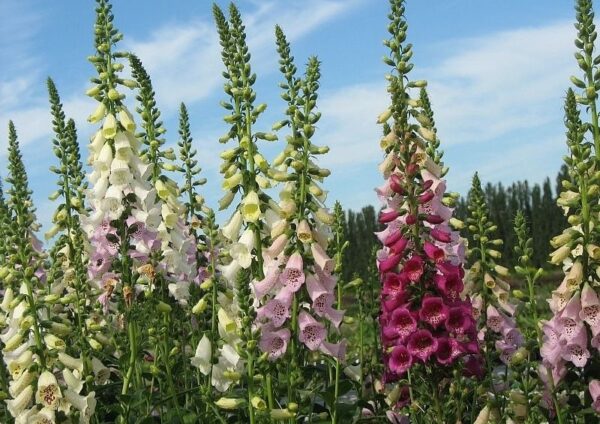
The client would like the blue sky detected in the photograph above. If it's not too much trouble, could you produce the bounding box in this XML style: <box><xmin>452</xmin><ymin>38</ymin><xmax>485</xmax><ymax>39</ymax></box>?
<box><xmin>0</xmin><ymin>0</ymin><xmax>580</xmax><ymax>230</ymax></box>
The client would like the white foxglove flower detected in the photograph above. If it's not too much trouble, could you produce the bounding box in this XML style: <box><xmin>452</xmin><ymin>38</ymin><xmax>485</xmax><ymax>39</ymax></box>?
<box><xmin>229</xmin><ymin>229</ymin><xmax>255</xmax><ymax>269</ymax></box>
<box><xmin>23</xmin><ymin>407</ymin><xmax>55</xmax><ymax>424</ymax></box>
<box><xmin>44</xmin><ymin>334</ymin><xmax>66</xmax><ymax>351</ymax></box>
<box><xmin>118</xmin><ymin>108</ymin><xmax>135</xmax><ymax>132</ymax></box>
<box><xmin>222</xmin><ymin>211</ymin><xmax>243</xmax><ymax>241</ymax></box>
<box><xmin>9</xmin><ymin>369</ymin><xmax>35</xmax><ymax>398</ymax></box>
<box><xmin>35</xmin><ymin>371</ymin><xmax>63</xmax><ymax>410</ymax></box>
<box><xmin>101</xmin><ymin>114</ymin><xmax>117</xmax><ymax>139</ymax></box>
<box><xmin>7</xmin><ymin>349</ymin><xmax>33</xmax><ymax>379</ymax></box>
<box><xmin>161</xmin><ymin>203</ymin><xmax>177</xmax><ymax>228</ymax></box>
<box><xmin>220</xmin><ymin>260</ymin><xmax>242</xmax><ymax>285</ymax></box>
<box><xmin>101</xmin><ymin>185</ymin><xmax>124</xmax><ymax>218</ymax></box>
<box><xmin>168</xmin><ymin>281</ymin><xmax>191</xmax><ymax>305</ymax></box>
<box><xmin>108</xmin><ymin>158</ymin><xmax>132</xmax><ymax>186</ymax></box>
<box><xmin>191</xmin><ymin>335</ymin><xmax>212</xmax><ymax>375</ymax></box>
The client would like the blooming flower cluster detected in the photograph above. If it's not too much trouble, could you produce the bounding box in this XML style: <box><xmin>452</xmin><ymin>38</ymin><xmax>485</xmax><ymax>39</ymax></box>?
<box><xmin>376</xmin><ymin>3</ymin><xmax>478</xmax><ymax>395</ymax></box>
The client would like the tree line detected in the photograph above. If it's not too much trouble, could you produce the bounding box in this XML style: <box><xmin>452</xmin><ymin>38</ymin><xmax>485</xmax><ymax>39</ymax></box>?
<box><xmin>340</xmin><ymin>166</ymin><xmax>568</xmax><ymax>282</ymax></box>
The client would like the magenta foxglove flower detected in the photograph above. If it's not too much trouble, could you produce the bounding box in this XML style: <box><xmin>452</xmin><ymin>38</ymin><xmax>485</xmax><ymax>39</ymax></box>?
<box><xmin>419</xmin><ymin>297</ymin><xmax>448</xmax><ymax>329</ymax></box>
<box><xmin>407</xmin><ymin>329</ymin><xmax>438</xmax><ymax>362</ymax></box>
<box><xmin>435</xmin><ymin>337</ymin><xmax>462</xmax><ymax>365</ymax></box>
<box><xmin>389</xmin><ymin>345</ymin><xmax>413</xmax><ymax>375</ymax></box>
<box><xmin>383</xmin><ymin>307</ymin><xmax>417</xmax><ymax>342</ymax></box>
<box><xmin>403</xmin><ymin>255</ymin><xmax>424</xmax><ymax>282</ymax></box>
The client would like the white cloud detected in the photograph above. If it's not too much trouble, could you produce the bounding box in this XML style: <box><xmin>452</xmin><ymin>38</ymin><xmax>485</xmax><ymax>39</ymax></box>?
<box><xmin>126</xmin><ymin>0</ymin><xmax>362</xmax><ymax>111</ymax></box>
<box><xmin>311</xmin><ymin>20</ymin><xmax>577</xmax><ymax>199</ymax></box>
<box><xmin>423</xmin><ymin>21</ymin><xmax>577</xmax><ymax>146</ymax></box>
<box><xmin>317</xmin><ymin>82</ymin><xmax>387</xmax><ymax>168</ymax></box>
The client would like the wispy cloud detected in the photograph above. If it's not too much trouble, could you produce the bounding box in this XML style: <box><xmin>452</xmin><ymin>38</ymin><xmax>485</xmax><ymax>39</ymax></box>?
<box><xmin>126</xmin><ymin>0</ymin><xmax>363</xmax><ymax>111</ymax></box>
<box><xmin>312</xmin><ymin>20</ymin><xmax>576</xmax><ymax>196</ymax></box>
<box><xmin>423</xmin><ymin>21</ymin><xmax>576</xmax><ymax>147</ymax></box>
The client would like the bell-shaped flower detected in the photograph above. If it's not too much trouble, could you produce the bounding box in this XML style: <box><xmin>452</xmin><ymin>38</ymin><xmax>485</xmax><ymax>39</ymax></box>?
<box><xmin>6</xmin><ymin>384</ymin><xmax>33</xmax><ymax>418</ymax></box>
<box><xmin>383</xmin><ymin>307</ymin><xmax>417</xmax><ymax>341</ymax></box>
<box><xmin>102</xmin><ymin>113</ymin><xmax>118</xmax><ymax>139</ymax></box>
<box><xmin>253</xmin><ymin>258</ymin><xmax>282</xmax><ymax>298</ymax></box>
<box><xmin>435</xmin><ymin>337</ymin><xmax>462</xmax><ymax>365</ymax></box>
<box><xmin>389</xmin><ymin>345</ymin><xmax>412</xmax><ymax>375</ymax></box>
<box><xmin>117</xmin><ymin>108</ymin><xmax>136</xmax><ymax>132</ymax></box>
<box><xmin>35</xmin><ymin>371</ymin><xmax>63</xmax><ymax>410</ymax></box>
<box><xmin>319</xmin><ymin>339</ymin><xmax>347</xmax><ymax>361</ymax></box>
<box><xmin>419</xmin><ymin>297</ymin><xmax>448</xmax><ymax>329</ymax></box>
<box><xmin>589</xmin><ymin>380</ymin><xmax>600</xmax><ymax>413</ymax></box>
<box><xmin>241</xmin><ymin>191</ymin><xmax>261</xmax><ymax>223</ymax></box>
<box><xmin>558</xmin><ymin>291</ymin><xmax>584</xmax><ymax>341</ymax></box>
<box><xmin>257</xmin><ymin>292</ymin><xmax>292</xmax><ymax>328</ymax></box>
<box><xmin>311</xmin><ymin>242</ymin><xmax>334</xmax><ymax>274</ymax></box>
<box><xmin>298</xmin><ymin>311</ymin><xmax>326</xmax><ymax>351</ymax></box>
<box><xmin>258</xmin><ymin>324</ymin><xmax>290</xmax><ymax>360</ymax></box>
<box><xmin>229</xmin><ymin>229</ymin><xmax>255</xmax><ymax>269</ymax></box>
<box><xmin>580</xmin><ymin>283</ymin><xmax>600</xmax><ymax>333</ymax></box>
<box><xmin>63</xmin><ymin>368</ymin><xmax>84</xmax><ymax>394</ymax></box>
<box><xmin>280</xmin><ymin>253</ymin><xmax>305</xmax><ymax>293</ymax></box>
<box><xmin>191</xmin><ymin>335</ymin><xmax>212</xmax><ymax>375</ymax></box>
<box><xmin>407</xmin><ymin>329</ymin><xmax>438</xmax><ymax>362</ymax></box>
<box><xmin>312</xmin><ymin>292</ymin><xmax>345</xmax><ymax>328</ymax></box>
<box><xmin>64</xmin><ymin>389</ymin><xmax>97</xmax><ymax>423</ymax></box>
<box><xmin>222</xmin><ymin>211</ymin><xmax>243</xmax><ymax>241</ymax></box>
<box><xmin>264</xmin><ymin>234</ymin><xmax>288</xmax><ymax>260</ymax></box>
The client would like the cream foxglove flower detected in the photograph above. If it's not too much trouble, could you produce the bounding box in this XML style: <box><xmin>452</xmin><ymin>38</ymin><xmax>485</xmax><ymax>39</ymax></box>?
<box><xmin>64</xmin><ymin>390</ymin><xmax>97</xmax><ymax>424</ymax></box>
<box><xmin>7</xmin><ymin>349</ymin><xmax>33</xmax><ymax>379</ymax></box>
<box><xmin>297</xmin><ymin>220</ymin><xmax>312</xmax><ymax>244</ymax></box>
<box><xmin>23</xmin><ymin>407</ymin><xmax>55</xmax><ymax>424</ymax></box>
<box><xmin>6</xmin><ymin>384</ymin><xmax>33</xmax><ymax>418</ymax></box>
<box><xmin>168</xmin><ymin>281</ymin><xmax>191</xmax><ymax>305</ymax></box>
<box><xmin>57</xmin><ymin>352</ymin><xmax>84</xmax><ymax>373</ymax></box>
<box><xmin>222</xmin><ymin>172</ymin><xmax>243</xmax><ymax>190</ymax></box>
<box><xmin>92</xmin><ymin>357</ymin><xmax>110</xmax><ymax>385</ymax></box>
<box><xmin>118</xmin><ymin>108</ymin><xmax>136</xmax><ymax>132</ymax></box>
<box><xmin>161</xmin><ymin>203</ymin><xmax>178</xmax><ymax>229</ymax></box>
<box><xmin>102</xmin><ymin>113</ymin><xmax>117</xmax><ymax>139</ymax></box>
<box><xmin>63</xmin><ymin>368</ymin><xmax>84</xmax><ymax>394</ymax></box>
<box><xmin>36</xmin><ymin>371</ymin><xmax>63</xmax><ymax>410</ymax></box>
<box><xmin>241</xmin><ymin>191</ymin><xmax>261</xmax><ymax>223</ymax></box>
<box><xmin>87</xmin><ymin>102</ymin><xmax>107</xmax><ymax>124</ymax></box>
<box><xmin>44</xmin><ymin>334</ymin><xmax>66</xmax><ymax>351</ymax></box>
<box><xmin>8</xmin><ymin>367</ymin><xmax>35</xmax><ymax>398</ymax></box>
<box><xmin>94</xmin><ymin>142</ymin><xmax>113</xmax><ymax>172</ymax></box>
<box><xmin>101</xmin><ymin>185</ymin><xmax>124</xmax><ymax>217</ymax></box>
<box><xmin>215</xmin><ymin>397</ymin><xmax>245</xmax><ymax>410</ymax></box>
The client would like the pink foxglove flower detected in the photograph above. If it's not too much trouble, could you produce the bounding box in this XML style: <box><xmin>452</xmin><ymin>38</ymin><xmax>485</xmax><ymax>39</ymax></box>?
<box><xmin>259</xmin><ymin>325</ymin><xmax>291</xmax><ymax>361</ymax></box>
<box><xmin>298</xmin><ymin>311</ymin><xmax>326</xmax><ymax>351</ymax></box>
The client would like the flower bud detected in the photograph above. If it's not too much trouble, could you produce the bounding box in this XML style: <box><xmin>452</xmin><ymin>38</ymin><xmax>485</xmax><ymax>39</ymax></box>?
<box><xmin>215</xmin><ymin>397</ymin><xmax>245</xmax><ymax>410</ymax></box>
<box><xmin>157</xmin><ymin>301</ymin><xmax>172</xmax><ymax>314</ymax></box>
<box><xmin>270</xmin><ymin>409</ymin><xmax>296</xmax><ymax>420</ymax></box>
<box><xmin>192</xmin><ymin>298</ymin><xmax>208</xmax><ymax>315</ymax></box>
